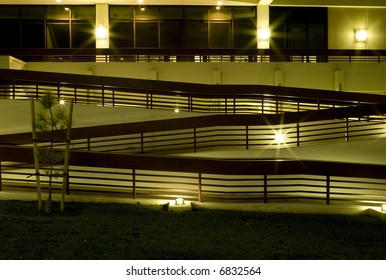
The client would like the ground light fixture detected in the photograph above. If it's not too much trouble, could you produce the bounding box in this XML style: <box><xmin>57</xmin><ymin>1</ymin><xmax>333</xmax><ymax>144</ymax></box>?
<box><xmin>382</xmin><ymin>204</ymin><xmax>386</xmax><ymax>212</ymax></box>
<box><xmin>175</xmin><ymin>197</ymin><xmax>185</xmax><ymax>205</ymax></box>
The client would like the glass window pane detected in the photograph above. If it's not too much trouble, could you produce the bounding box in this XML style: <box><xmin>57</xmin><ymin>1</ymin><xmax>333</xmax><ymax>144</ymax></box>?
<box><xmin>135</xmin><ymin>22</ymin><xmax>158</xmax><ymax>47</ymax></box>
<box><xmin>0</xmin><ymin>6</ymin><xmax>19</xmax><ymax>19</ymax></box>
<box><xmin>159</xmin><ymin>7</ymin><xmax>183</xmax><ymax>20</ymax></box>
<box><xmin>308</xmin><ymin>24</ymin><xmax>326</xmax><ymax>49</ymax></box>
<box><xmin>135</xmin><ymin>6</ymin><xmax>158</xmax><ymax>20</ymax></box>
<box><xmin>47</xmin><ymin>22</ymin><xmax>70</xmax><ymax>48</ymax></box>
<box><xmin>110</xmin><ymin>6</ymin><xmax>134</xmax><ymax>20</ymax></box>
<box><xmin>22</xmin><ymin>6</ymin><xmax>45</xmax><ymax>20</ymax></box>
<box><xmin>47</xmin><ymin>6</ymin><xmax>70</xmax><ymax>19</ymax></box>
<box><xmin>0</xmin><ymin>20</ymin><xmax>20</xmax><ymax>48</ymax></box>
<box><xmin>289</xmin><ymin>23</ymin><xmax>307</xmax><ymax>49</ymax></box>
<box><xmin>71</xmin><ymin>5</ymin><xmax>95</xmax><ymax>20</ymax></box>
<box><xmin>185</xmin><ymin>7</ymin><xmax>208</xmax><ymax>20</ymax></box>
<box><xmin>72</xmin><ymin>21</ymin><xmax>95</xmax><ymax>48</ymax></box>
<box><xmin>22</xmin><ymin>21</ymin><xmax>45</xmax><ymax>48</ymax></box>
<box><xmin>209</xmin><ymin>7</ymin><xmax>231</xmax><ymax>20</ymax></box>
<box><xmin>233</xmin><ymin>7</ymin><xmax>256</xmax><ymax>19</ymax></box>
<box><xmin>210</xmin><ymin>22</ymin><xmax>231</xmax><ymax>48</ymax></box>
<box><xmin>110</xmin><ymin>22</ymin><xmax>134</xmax><ymax>48</ymax></box>
<box><xmin>160</xmin><ymin>21</ymin><xmax>182</xmax><ymax>48</ymax></box>
<box><xmin>234</xmin><ymin>20</ymin><xmax>257</xmax><ymax>48</ymax></box>
<box><xmin>186</xmin><ymin>21</ymin><xmax>208</xmax><ymax>48</ymax></box>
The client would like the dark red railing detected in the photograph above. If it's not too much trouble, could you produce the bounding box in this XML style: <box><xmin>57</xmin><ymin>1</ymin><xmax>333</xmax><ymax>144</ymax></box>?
<box><xmin>1</xmin><ymin>48</ymin><xmax>386</xmax><ymax>63</ymax></box>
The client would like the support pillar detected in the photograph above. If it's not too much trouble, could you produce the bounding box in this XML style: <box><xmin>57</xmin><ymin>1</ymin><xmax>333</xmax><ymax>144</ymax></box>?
<box><xmin>257</xmin><ymin>2</ymin><xmax>272</xmax><ymax>49</ymax></box>
<box><xmin>95</xmin><ymin>3</ymin><xmax>109</xmax><ymax>49</ymax></box>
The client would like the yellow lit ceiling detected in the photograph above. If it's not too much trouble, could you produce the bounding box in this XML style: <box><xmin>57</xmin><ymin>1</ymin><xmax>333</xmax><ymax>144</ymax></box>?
<box><xmin>0</xmin><ymin>0</ymin><xmax>385</xmax><ymax>7</ymax></box>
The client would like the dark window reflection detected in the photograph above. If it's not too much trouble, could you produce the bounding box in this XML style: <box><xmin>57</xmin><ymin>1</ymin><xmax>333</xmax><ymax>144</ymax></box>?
<box><xmin>210</xmin><ymin>22</ymin><xmax>231</xmax><ymax>48</ymax></box>
<box><xmin>47</xmin><ymin>22</ymin><xmax>70</xmax><ymax>48</ymax></box>
<box><xmin>186</xmin><ymin>21</ymin><xmax>208</xmax><ymax>48</ymax></box>
<box><xmin>110</xmin><ymin>22</ymin><xmax>134</xmax><ymax>48</ymax></box>
<box><xmin>72</xmin><ymin>21</ymin><xmax>95</xmax><ymax>48</ymax></box>
<box><xmin>136</xmin><ymin>22</ymin><xmax>158</xmax><ymax>48</ymax></box>
<box><xmin>160</xmin><ymin>21</ymin><xmax>182</xmax><ymax>48</ymax></box>
<box><xmin>22</xmin><ymin>21</ymin><xmax>45</xmax><ymax>48</ymax></box>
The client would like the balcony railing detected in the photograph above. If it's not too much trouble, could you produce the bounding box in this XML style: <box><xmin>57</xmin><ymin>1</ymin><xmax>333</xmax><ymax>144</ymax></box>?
<box><xmin>1</xmin><ymin>48</ymin><xmax>386</xmax><ymax>63</ymax></box>
<box><xmin>1</xmin><ymin>69</ymin><xmax>386</xmax><ymax>206</ymax></box>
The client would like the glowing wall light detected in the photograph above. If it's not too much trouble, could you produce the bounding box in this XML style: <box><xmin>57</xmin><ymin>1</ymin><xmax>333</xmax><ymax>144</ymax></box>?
<box><xmin>258</xmin><ymin>28</ymin><xmax>270</xmax><ymax>41</ymax></box>
<box><xmin>95</xmin><ymin>25</ymin><xmax>108</xmax><ymax>39</ymax></box>
<box><xmin>382</xmin><ymin>204</ymin><xmax>386</xmax><ymax>212</ymax></box>
<box><xmin>355</xmin><ymin>29</ymin><xmax>368</xmax><ymax>42</ymax></box>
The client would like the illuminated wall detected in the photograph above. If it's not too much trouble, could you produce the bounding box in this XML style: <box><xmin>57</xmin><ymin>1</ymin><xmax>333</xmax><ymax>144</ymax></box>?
<box><xmin>328</xmin><ymin>8</ymin><xmax>386</xmax><ymax>50</ymax></box>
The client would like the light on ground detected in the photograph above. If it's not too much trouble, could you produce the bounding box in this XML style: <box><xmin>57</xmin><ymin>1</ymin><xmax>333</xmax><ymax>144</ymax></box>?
<box><xmin>274</xmin><ymin>132</ymin><xmax>286</xmax><ymax>144</ymax></box>
<box><xmin>176</xmin><ymin>198</ymin><xmax>185</xmax><ymax>205</ymax></box>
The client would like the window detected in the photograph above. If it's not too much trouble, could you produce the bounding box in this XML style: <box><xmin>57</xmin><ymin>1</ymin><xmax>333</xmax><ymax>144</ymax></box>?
<box><xmin>135</xmin><ymin>22</ymin><xmax>158</xmax><ymax>48</ymax></box>
<box><xmin>186</xmin><ymin>21</ymin><xmax>208</xmax><ymax>48</ymax></box>
<box><xmin>210</xmin><ymin>22</ymin><xmax>231</xmax><ymax>48</ymax></box>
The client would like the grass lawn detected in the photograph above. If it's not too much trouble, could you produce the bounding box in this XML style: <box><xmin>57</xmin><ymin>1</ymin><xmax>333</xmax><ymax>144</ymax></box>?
<box><xmin>0</xmin><ymin>200</ymin><xmax>385</xmax><ymax>260</ymax></box>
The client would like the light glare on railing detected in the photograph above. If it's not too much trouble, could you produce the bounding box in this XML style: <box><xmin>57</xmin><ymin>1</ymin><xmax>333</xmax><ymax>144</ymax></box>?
<box><xmin>274</xmin><ymin>132</ymin><xmax>286</xmax><ymax>144</ymax></box>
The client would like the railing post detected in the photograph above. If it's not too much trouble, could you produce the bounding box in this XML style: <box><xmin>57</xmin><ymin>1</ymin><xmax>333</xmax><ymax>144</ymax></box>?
<box><xmin>140</xmin><ymin>132</ymin><xmax>144</xmax><ymax>153</ymax></box>
<box><xmin>326</xmin><ymin>175</ymin><xmax>330</xmax><ymax>205</ymax></box>
<box><xmin>189</xmin><ymin>93</ymin><xmax>192</xmax><ymax>112</ymax></box>
<box><xmin>35</xmin><ymin>84</ymin><xmax>39</xmax><ymax>100</ymax></box>
<box><xmin>246</xmin><ymin>125</ymin><xmax>249</xmax><ymax>150</ymax></box>
<box><xmin>193</xmin><ymin>128</ymin><xmax>197</xmax><ymax>153</ymax></box>
<box><xmin>132</xmin><ymin>169</ymin><xmax>136</xmax><ymax>199</ymax></box>
<box><xmin>198</xmin><ymin>173</ymin><xmax>203</xmax><ymax>202</ymax></box>
<box><xmin>276</xmin><ymin>96</ymin><xmax>279</xmax><ymax>114</ymax></box>
<box><xmin>0</xmin><ymin>161</ymin><xmax>2</xmax><ymax>192</ymax></box>
<box><xmin>297</xmin><ymin>122</ymin><xmax>300</xmax><ymax>147</ymax></box>
<box><xmin>345</xmin><ymin>117</ymin><xmax>349</xmax><ymax>141</ymax></box>
<box><xmin>261</xmin><ymin>98</ymin><xmax>264</xmax><ymax>114</ymax></box>
<box><xmin>12</xmin><ymin>79</ymin><xmax>16</xmax><ymax>99</ymax></box>
<box><xmin>57</xmin><ymin>82</ymin><xmax>61</xmax><ymax>100</ymax></box>
<box><xmin>101</xmin><ymin>85</ymin><xmax>105</xmax><ymax>106</ymax></box>
<box><xmin>264</xmin><ymin>174</ymin><xmax>268</xmax><ymax>204</ymax></box>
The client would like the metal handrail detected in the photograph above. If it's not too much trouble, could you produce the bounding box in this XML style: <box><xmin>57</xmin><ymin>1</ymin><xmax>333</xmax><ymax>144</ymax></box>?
<box><xmin>1</xmin><ymin>48</ymin><xmax>386</xmax><ymax>63</ymax></box>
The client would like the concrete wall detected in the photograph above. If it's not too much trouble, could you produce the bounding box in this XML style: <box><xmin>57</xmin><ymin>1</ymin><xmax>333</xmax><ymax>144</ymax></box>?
<box><xmin>0</xmin><ymin>56</ymin><xmax>26</xmax><ymax>70</ymax></box>
<box><xmin>26</xmin><ymin>61</ymin><xmax>386</xmax><ymax>94</ymax></box>
<box><xmin>328</xmin><ymin>7</ymin><xmax>386</xmax><ymax>50</ymax></box>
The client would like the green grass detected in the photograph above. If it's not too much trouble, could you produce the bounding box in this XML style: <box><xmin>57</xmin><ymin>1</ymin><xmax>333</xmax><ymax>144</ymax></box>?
<box><xmin>0</xmin><ymin>200</ymin><xmax>385</xmax><ymax>260</ymax></box>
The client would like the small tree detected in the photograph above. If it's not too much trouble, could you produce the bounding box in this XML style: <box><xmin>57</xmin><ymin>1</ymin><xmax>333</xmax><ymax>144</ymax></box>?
<box><xmin>31</xmin><ymin>92</ymin><xmax>73</xmax><ymax>213</ymax></box>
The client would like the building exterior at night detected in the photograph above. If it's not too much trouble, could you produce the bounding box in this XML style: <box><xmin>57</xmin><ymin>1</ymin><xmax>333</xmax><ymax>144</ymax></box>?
<box><xmin>1</xmin><ymin>1</ymin><xmax>386</xmax><ymax>208</ymax></box>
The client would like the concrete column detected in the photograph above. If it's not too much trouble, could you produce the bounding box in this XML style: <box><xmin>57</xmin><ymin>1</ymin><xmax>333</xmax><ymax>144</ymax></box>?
<box><xmin>95</xmin><ymin>3</ymin><xmax>109</xmax><ymax>49</ymax></box>
<box><xmin>257</xmin><ymin>2</ymin><xmax>271</xmax><ymax>49</ymax></box>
